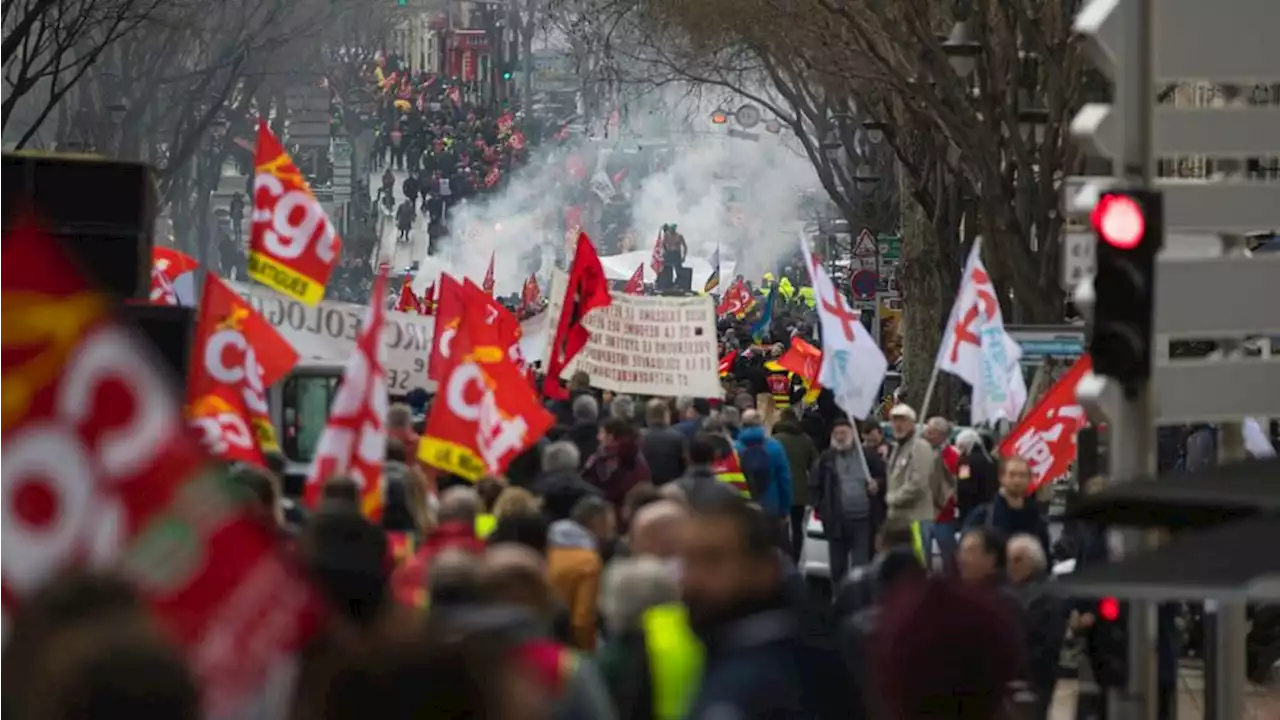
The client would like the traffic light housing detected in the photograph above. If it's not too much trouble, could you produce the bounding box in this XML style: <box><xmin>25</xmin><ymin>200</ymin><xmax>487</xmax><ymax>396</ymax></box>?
<box><xmin>1088</xmin><ymin>188</ymin><xmax>1163</xmax><ymax>392</ymax></box>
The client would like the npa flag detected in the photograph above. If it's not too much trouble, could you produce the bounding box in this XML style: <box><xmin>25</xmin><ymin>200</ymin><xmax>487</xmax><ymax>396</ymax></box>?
<box><xmin>150</xmin><ymin>247</ymin><xmax>199</xmax><ymax>305</ymax></box>
<box><xmin>544</xmin><ymin>232</ymin><xmax>612</xmax><ymax>400</ymax></box>
<box><xmin>302</xmin><ymin>267</ymin><xmax>392</xmax><ymax>520</ymax></box>
<box><xmin>482</xmin><ymin>251</ymin><xmax>496</xmax><ymax>296</ymax></box>
<box><xmin>521</xmin><ymin>273</ymin><xmax>541</xmax><ymax>313</ymax></box>
<box><xmin>419</xmin><ymin>303</ymin><xmax>554</xmax><ymax>481</ymax></box>
<box><xmin>396</xmin><ymin>274</ymin><xmax>422</xmax><ymax>313</ymax></box>
<box><xmin>716</xmin><ymin>278</ymin><xmax>754</xmax><ymax>318</ymax></box>
<box><xmin>1000</xmin><ymin>355</ymin><xmax>1093</xmax><ymax>494</ymax></box>
<box><xmin>623</xmin><ymin>263</ymin><xmax>645</xmax><ymax>295</ymax></box>
<box><xmin>649</xmin><ymin>230</ymin><xmax>665</xmax><ymax>276</ymax></box>
<box><xmin>937</xmin><ymin>241</ymin><xmax>1027</xmax><ymax>424</ymax></box>
<box><xmin>704</xmin><ymin>245</ymin><xmax>721</xmax><ymax>293</ymax></box>
<box><xmin>247</xmin><ymin>120</ymin><xmax>342</xmax><ymax>305</ymax></box>
<box><xmin>187</xmin><ymin>274</ymin><xmax>299</xmax><ymax>466</ymax></box>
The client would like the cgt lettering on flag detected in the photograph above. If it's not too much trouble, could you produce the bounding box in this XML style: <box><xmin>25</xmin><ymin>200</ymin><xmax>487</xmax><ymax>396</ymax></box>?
<box><xmin>248</xmin><ymin>120</ymin><xmax>342</xmax><ymax>306</ymax></box>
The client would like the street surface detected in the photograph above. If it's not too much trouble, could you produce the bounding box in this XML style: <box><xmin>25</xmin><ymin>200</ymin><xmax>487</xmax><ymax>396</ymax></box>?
<box><xmin>370</xmin><ymin>169</ymin><xmax>430</xmax><ymax>271</ymax></box>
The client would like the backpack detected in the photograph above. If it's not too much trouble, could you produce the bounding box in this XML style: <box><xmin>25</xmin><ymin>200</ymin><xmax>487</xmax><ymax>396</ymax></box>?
<box><xmin>739</xmin><ymin>439</ymin><xmax>774</xmax><ymax>500</ymax></box>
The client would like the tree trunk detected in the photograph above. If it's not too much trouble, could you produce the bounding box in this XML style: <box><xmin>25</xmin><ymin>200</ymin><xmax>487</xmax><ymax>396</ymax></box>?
<box><xmin>520</xmin><ymin>31</ymin><xmax>534</xmax><ymax>104</ymax></box>
<box><xmin>896</xmin><ymin>162</ymin><xmax>948</xmax><ymax>415</ymax></box>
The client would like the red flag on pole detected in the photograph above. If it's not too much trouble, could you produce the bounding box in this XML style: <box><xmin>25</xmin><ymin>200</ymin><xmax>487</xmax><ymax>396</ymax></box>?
<box><xmin>544</xmin><ymin>233</ymin><xmax>612</xmax><ymax>400</ymax></box>
<box><xmin>521</xmin><ymin>273</ymin><xmax>541</xmax><ymax>313</ymax></box>
<box><xmin>482</xmin><ymin>252</ymin><xmax>495</xmax><ymax>296</ymax></box>
<box><xmin>623</xmin><ymin>263</ymin><xmax>644</xmax><ymax>294</ymax></box>
<box><xmin>649</xmin><ymin>231</ymin><xmax>664</xmax><ymax>275</ymax></box>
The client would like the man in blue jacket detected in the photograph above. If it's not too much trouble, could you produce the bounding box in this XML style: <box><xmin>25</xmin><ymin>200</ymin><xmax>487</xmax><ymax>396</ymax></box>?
<box><xmin>736</xmin><ymin>409</ymin><xmax>794</xmax><ymax>553</ymax></box>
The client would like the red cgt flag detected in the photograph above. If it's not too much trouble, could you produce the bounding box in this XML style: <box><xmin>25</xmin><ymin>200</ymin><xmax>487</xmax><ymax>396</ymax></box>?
<box><xmin>150</xmin><ymin>247</ymin><xmax>199</xmax><ymax>306</ymax></box>
<box><xmin>419</xmin><ymin>302</ymin><xmax>554</xmax><ymax>481</ymax></box>
<box><xmin>521</xmin><ymin>273</ymin><xmax>541</xmax><ymax>313</ymax></box>
<box><xmin>544</xmin><ymin>232</ymin><xmax>612</xmax><ymax>400</ymax></box>
<box><xmin>717</xmin><ymin>278</ymin><xmax>754</xmax><ymax>318</ymax></box>
<box><xmin>302</xmin><ymin>267</ymin><xmax>392</xmax><ymax>520</ymax></box>
<box><xmin>2</xmin><ymin>222</ymin><xmax>322</xmax><ymax>718</ymax></box>
<box><xmin>428</xmin><ymin>274</ymin><xmax>523</xmax><ymax>383</ymax></box>
<box><xmin>247</xmin><ymin>120</ymin><xmax>342</xmax><ymax>306</ymax></box>
<box><xmin>623</xmin><ymin>263</ymin><xmax>644</xmax><ymax>295</ymax></box>
<box><xmin>719</xmin><ymin>349</ymin><xmax>738</xmax><ymax>376</ymax></box>
<box><xmin>482</xmin><ymin>251</ymin><xmax>496</xmax><ymax>296</ymax></box>
<box><xmin>999</xmin><ymin>354</ymin><xmax>1094</xmax><ymax>494</ymax></box>
<box><xmin>187</xmin><ymin>274</ymin><xmax>300</xmax><ymax>467</ymax></box>
<box><xmin>777</xmin><ymin>337</ymin><xmax>822</xmax><ymax>387</ymax></box>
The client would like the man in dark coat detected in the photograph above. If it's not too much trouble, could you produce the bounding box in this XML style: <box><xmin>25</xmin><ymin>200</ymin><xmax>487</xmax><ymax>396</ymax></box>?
<box><xmin>638</xmin><ymin>399</ymin><xmax>686</xmax><ymax>486</ymax></box>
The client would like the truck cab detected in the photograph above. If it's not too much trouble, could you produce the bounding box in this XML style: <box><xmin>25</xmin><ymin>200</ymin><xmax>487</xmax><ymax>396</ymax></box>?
<box><xmin>269</xmin><ymin>362</ymin><xmax>345</xmax><ymax>496</ymax></box>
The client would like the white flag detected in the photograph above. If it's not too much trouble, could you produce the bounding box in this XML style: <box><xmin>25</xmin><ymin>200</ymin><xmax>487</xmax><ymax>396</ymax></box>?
<box><xmin>936</xmin><ymin>240</ymin><xmax>1027</xmax><ymax>423</ymax></box>
<box><xmin>799</xmin><ymin>235</ymin><xmax>887</xmax><ymax>419</ymax></box>
<box><xmin>589</xmin><ymin>170</ymin><xmax>615</xmax><ymax>201</ymax></box>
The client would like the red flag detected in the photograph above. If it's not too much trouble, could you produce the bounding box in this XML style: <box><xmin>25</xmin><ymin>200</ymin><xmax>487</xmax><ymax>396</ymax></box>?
<box><xmin>508</xmin><ymin>131</ymin><xmax>527</xmax><ymax>151</ymax></box>
<box><xmin>716</xmin><ymin>278</ymin><xmax>755</xmax><ymax>317</ymax></box>
<box><xmin>247</xmin><ymin>120</ymin><xmax>342</xmax><ymax>305</ymax></box>
<box><xmin>719</xmin><ymin>350</ymin><xmax>738</xmax><ymax>376</ymax></box>
<box><xmin>187</xmin><ymin>274</ymin><xmax>300</xmax><ymax>466</ymax></box>
<box><xmin>419</xmin><ymin>303</ymin><xmax>554</xmax><ymax>481</ymax></box>
<box><xmin>623</xmin><ymin>263</ymin><xmax>645</xmax><ymax>295</ymax></box>
<box><xmin>396</xmin><ymin>274</ymin><xmax>421</xmax><ymax>313</ymax></box>
<box><xmin>302</xmin><ymin>268</ymin><xmax>392</xmax><ymax>519</ymax></box>
<box><xmin>521</xmin><ymin>274</ymin><xmax>541</xmax><ymax>313</ymax></box>
<box><xmin>150</xmin><ymin>247</ymin><xmax>199</xmax><ymax>305</ymax></box>
<box><xmin>482</xmin><ymin>251</ymin><xmax>496</xmax><ymax>296</ymax></box>
<box><xmin>999</xmin><ymin>355</ymin><xmax>1093</xmax><ymax>494</ymax></box>
<box><xmin>428</xmin><ymin>275</ymin><xmax>522</xmax><ymax>382</ymax></box>
<box><xmin>649</xmin><ymin>230</ymin><xmax>665</xmax><ymax>275</ymax></box>
<box><xmin>421</xmin><ymin>279</ymin><xmax>437</xmax><ymax>315</ymax></box>
<box><xmin>544</xmin><ymin>233</ymin><xmax>612</xmax><ymax>400</ymax></box>
<box><xmin>777</xmin><ymin>337</ymin><xmax>822</xmax><ymax>387</ymax></box>
<box><xmin>484</xmin><ymin>166</ymin><xmax>501</xmax><ymax>188</ymax></box>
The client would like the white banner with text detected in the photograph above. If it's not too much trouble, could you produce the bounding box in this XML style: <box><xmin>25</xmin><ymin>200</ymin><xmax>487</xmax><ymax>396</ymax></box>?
<box><xmin>545</xmin><ymin>271</ymin><xmax>721</xmax><ymax>397</ymax></box>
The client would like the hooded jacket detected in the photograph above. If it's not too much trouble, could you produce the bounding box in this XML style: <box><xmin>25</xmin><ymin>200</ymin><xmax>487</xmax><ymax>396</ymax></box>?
<box><xmin>735</xmin><ymin>426</ymin><xmax>793</xmax><ymax>516</ymax></box>
<box><xmin>547</xmin><ymin>520</ymin><xmax>602</xmax><ymax>652</ymax></box>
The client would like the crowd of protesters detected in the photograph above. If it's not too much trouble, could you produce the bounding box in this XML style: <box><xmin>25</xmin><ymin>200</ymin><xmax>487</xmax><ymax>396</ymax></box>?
<box><xmin>7</xmin><ymin>354</ymin><xmax>1143</xmax><ymax>720</ymax></box>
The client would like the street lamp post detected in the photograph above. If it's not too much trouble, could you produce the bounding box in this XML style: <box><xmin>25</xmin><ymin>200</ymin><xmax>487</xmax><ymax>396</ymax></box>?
<box><xmin>854</xmin><ymin>163</ymin><xmax>883</xmax><ymax>346</ymax></box>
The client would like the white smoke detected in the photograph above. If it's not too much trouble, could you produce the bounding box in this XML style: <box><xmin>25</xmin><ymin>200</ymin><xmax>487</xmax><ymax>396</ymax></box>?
<box><xmin>416</xmin><ymin>88</ymin><xmax>821</xmax><ymax>296</ymax></box>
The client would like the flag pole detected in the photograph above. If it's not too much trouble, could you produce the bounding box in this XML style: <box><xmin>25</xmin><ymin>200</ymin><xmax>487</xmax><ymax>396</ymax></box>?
<box><xmin>917</xmin><ymin>236</ymin><xmax>984</xmax><ymax>420</ymax></box>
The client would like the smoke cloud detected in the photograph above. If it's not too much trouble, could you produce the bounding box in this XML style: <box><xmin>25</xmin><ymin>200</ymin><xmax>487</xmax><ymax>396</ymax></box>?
<box><xmin>415</xmin><ymin>89</ymin><xmax>821</xmax><ymax>296</ymax></box>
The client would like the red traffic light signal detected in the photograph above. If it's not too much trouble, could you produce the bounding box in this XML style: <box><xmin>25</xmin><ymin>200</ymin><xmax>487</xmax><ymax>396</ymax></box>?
<box><xmin>710</xmin><ymin>111</ymin><xmax>729</xmax><ymax>125</ymax></box>
<box><xmin>1091</xmin><ymin>193</ymin><xmax>1146</xmax><ymax>250</ymax></box>
<box><xmin>1098</xmin><ymin>596</ymin><xmax>1122</xmax><ymax>622</ymax></box>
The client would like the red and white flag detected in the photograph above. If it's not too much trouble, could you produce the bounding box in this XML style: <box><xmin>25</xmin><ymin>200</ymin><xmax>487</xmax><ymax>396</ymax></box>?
<box><xmin>150</xmin><ymin>247</ymin><xmax>199</xmax><ymax>306</ymax></box>
<box><xmin>1000</xmin><ymin>355</ymin><xmax>1093</xmax><ymax>494</ymax></box>
<box><xmin>482</xmin><ymin>251</ymin><xmax>496</xmax><ymax>296</ymax></box>
<box><xmin>302</xmin><ymin>267</ymin><xmax>392</xmax><ymax>520</ymax></box>
<box><xmin>649</xmin><ymin>231</ymin><xmax>665</xmax><ymax>275</ymax></box>
<box><xmin>936</xmin><ymin>241</ymin><xmax>1026</xmax><ymax>423</ymax></box>
<box><xmin>521</xmin><ymin>273</ymin><xmax>541</xmax><ymax>313</ymax></box>
<box><xmin>623</xmin><ymin>263</ymin><xmax>645</xmax><ymax>294</ymax></box>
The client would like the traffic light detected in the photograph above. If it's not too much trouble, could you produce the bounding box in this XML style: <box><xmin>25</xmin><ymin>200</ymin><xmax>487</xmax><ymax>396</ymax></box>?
<box><xmin>502</xmin><ymin>71</ymin><xmax>512</xmax><ymax>80</ymax></box>
<box><xmin>1088</xmin><ymin>188</ymin><xmax>1163</xmax><ymax>391</ymax></box>
<box><xmin>710</xmin><ymin>111</ymin><xmax>729</xmax><ymax>125</ymax></box>
<box><xmin>1090</xmin><ymin>596</ymin><xmax>1129</xmax><ymax>687</ymax></box>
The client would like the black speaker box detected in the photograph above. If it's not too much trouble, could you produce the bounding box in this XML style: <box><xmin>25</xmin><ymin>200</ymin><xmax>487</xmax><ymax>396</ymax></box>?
<box><xmin>2</xmin><ymin>153</ymin><xmax>156</xmax><ymax>301</ymax></box>
<box><xmin>118</xmin><ymin>304</ymin><xmax>195</xmax><ymax>390</ymax></box>
<box><xmin>676</xmin><ymin>266</ymin><xmax>693</xmax><ymax>292</ymax></box>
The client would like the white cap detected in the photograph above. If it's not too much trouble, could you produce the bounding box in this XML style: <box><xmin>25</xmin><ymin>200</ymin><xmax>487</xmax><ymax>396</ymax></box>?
<box><xmin>889</xmin><ymin>404</ymin><xmax>917</xmax><ymax>422</ymax></box>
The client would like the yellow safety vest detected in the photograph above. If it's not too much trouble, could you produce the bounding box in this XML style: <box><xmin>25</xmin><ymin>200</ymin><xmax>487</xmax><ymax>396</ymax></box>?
<box><xmin>763</xmin><ymin>363</ymin><xmax>794</xmax><ymax>410</ymax></box>
<box><xmin>643</xmin><ymin>603</ymin><xmax>705</xmax><ymax>720</ymax></box>
<box><xmin>475</xmin><ymin>513</ymin><xmax>498</xmax><ymax>539</ymax></box>
<box><xmin>711</xmin><ymin>452</ymin><xmax>752</xmax><ymax>499</ymax></box>
<box><xmin>910</xmin><ymin>521</ymin><xmax>927</xmax><ymax>568</ymax></box>
<box><xmin>799</xmin><ymin>286</ymin><xmax>816</xmax><ymax>308</ymax></box>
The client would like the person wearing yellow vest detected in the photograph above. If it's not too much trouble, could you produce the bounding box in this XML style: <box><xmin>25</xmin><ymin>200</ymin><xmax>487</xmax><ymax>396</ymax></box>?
<box><xmin>798</xmin><ymin>285</ymin><xmax>816</xmax><ymax>308</ymax></box>
<box><xmin>643</xmin><ymin>603</ymin><xmax>704</xmax><ymax>720</ymax></box>
<box><xmin>777</xmin><ymin>276</ymin><xmax>795</xmax><ymax>302</ymax></box>
<box><xmin>763</xmin><ymin>359</ymin><xmax>803</xmax><ymax>413</ymax></box>
<box><xmin>674</xmin><ymin>430</ymin><xmax>750</xmax><ymax>500</ymax></box>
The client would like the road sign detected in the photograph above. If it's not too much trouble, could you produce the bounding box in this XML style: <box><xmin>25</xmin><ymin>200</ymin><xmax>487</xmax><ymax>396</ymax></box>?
<box><xmin>850</xmin><ymin>269</ymin><xmax>877</xmax><ymax>300</ymax></box>
<box><xmin>1060</xmin><ymin>232</ymin><xmax>1095</xmax><ymax>290</ymax></box>
<box><xmin>1076</xmin><ymin>0</ymin><xmax>1275</xmax><ymax>81</ymax></box>
<box><xmin>852</xmin><ymin>228</ymin><xmax>876</xmax><ymax>257</ymax></box>
<box><xmin>1155</xmin><ymin>254</ymin><xmax>1280</xmax><ymax>336</ymax></box>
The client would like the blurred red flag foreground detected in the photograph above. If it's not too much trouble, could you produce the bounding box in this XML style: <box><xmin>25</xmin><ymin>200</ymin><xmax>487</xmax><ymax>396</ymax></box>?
<box><xmin>1</xmin><ymin>223</ymin><xmax>322</xmax><ymax>718</ymax></box>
